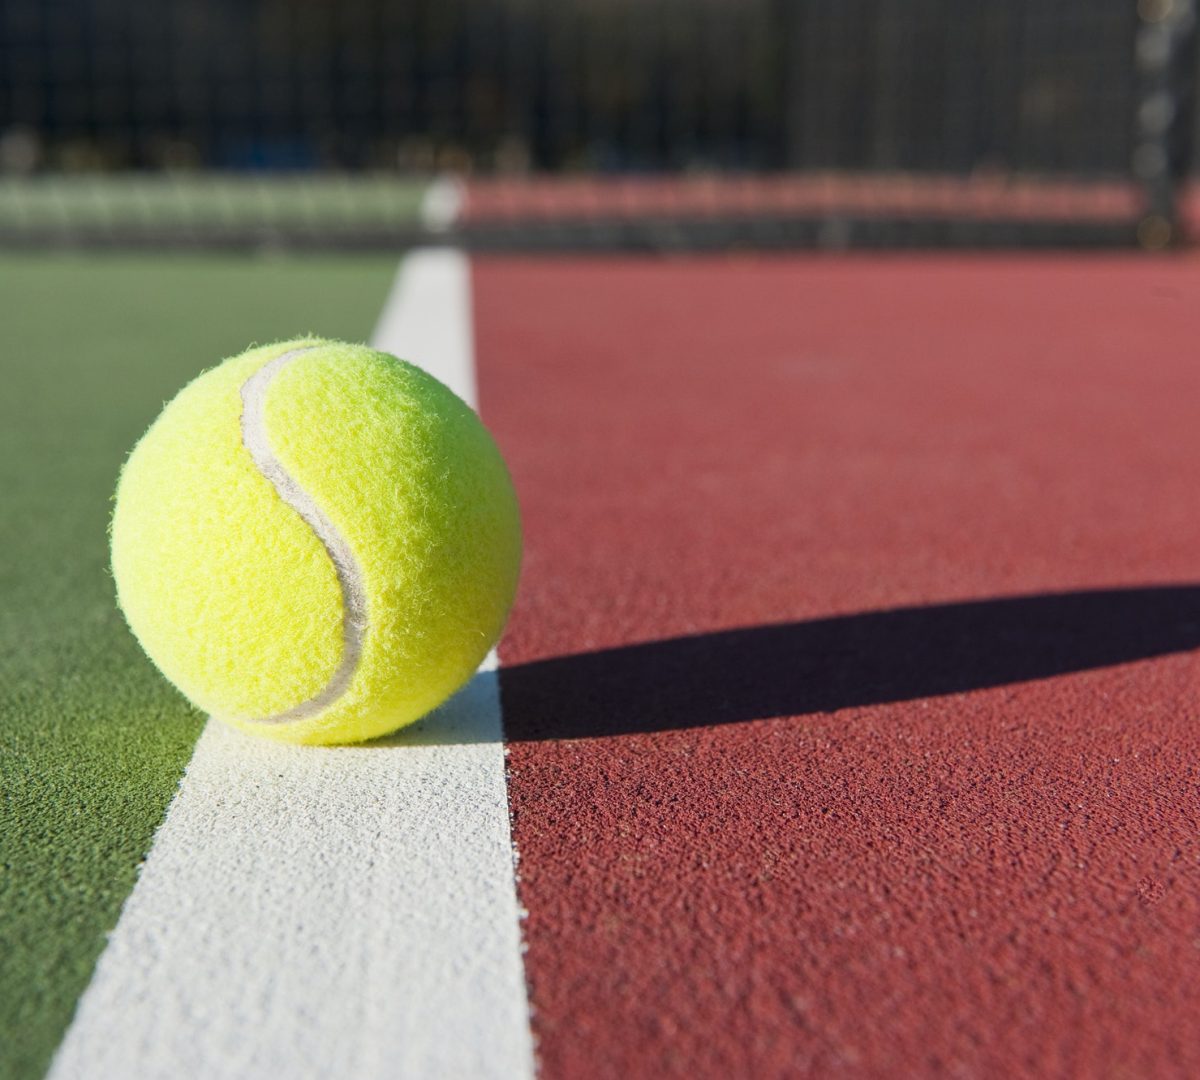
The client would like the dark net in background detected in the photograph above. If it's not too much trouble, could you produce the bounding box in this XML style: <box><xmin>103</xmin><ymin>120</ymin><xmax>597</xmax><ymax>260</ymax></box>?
<box><xmin>0</xmin><ymin>0</ymin><xmax>1195</xmax><ymax>249</ymax></box>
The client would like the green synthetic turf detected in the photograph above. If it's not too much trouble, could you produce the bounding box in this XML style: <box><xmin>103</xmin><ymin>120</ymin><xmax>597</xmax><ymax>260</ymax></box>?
<box><xmin>0</xmin><ymin>175</ymin><xmax>428</xmax><ymax>234</ymax></box>
<box><xmin>0</xmin><ymin>253</ymin><xmax>398</xmax><ymax>1079</ymax></box>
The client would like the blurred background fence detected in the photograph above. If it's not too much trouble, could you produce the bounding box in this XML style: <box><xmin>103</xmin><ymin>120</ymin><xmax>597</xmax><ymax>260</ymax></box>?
<box><xmin>0</xmin><ymin>0</ymin><xmax>1196</xmax><ymax>249</ymax></box>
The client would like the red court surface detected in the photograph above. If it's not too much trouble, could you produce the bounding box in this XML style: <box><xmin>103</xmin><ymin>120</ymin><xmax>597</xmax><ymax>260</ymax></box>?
<box><xmin>476</xmin><ymin>256</ymin><xmax>1200</xmax><ymax>1079</ymax></box>
<box><xmin>462</xmin><ymin>176</ymin><xmax>1140</xmax><ymax>225</ymax></box>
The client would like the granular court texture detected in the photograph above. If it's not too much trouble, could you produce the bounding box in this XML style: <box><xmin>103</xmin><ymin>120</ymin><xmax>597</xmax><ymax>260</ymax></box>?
<box><xmin>478</xmin><ymin>256</ymin><xmax>1200</xmax><ymax>1079</ymax></box>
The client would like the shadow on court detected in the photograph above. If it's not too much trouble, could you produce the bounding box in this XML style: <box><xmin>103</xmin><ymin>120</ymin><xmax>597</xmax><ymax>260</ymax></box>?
<box><xmin>484</xmin><ymin>585</ymin><xmax>1200</xmax><ymax>743</ymax></box>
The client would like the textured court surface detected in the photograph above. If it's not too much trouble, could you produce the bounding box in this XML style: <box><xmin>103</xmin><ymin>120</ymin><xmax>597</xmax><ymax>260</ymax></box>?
<box><xmin>478</xmin><ymin>257</ymin><xmax>1200</xmax><ymax>1078</ymax></box>
<box><xmin>3</xmin><ymin>251</ymin><xmax>1200</xmax><ymax>1078</ymax></box>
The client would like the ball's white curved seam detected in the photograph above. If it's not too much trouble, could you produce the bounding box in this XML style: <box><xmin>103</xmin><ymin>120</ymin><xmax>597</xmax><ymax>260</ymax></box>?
<box><xmin>238</xmin><ymin>344</ymin><xmax>368</xmax><ymax>725</ymax></box>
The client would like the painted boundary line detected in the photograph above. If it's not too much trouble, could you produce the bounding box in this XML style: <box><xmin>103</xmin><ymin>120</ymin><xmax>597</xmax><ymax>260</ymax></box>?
<box><xmin>49</xmin><ymin>250</ymin><xmax>535</xmax><ymax>1080</ymax></box>
<box><xmin>418</xmin><ymin>176</ymin><xmax>466</xmax><ymax>234</ymax></box>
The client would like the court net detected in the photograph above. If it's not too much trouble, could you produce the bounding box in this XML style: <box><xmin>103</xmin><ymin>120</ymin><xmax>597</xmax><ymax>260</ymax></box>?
<box><xmin>0</xmin><ymin>0</ymin><xmax>1195</xmax><ymax>251</ymax></box>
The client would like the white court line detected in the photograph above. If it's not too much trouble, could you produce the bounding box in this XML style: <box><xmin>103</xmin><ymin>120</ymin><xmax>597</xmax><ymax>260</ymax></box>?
<box><xmin>49</xmin><ymin>250</ymin><xmax>535</xmax><ymax>1080</ymax></box>
<box><xmin>418</xmin><ymin>176</ymin><xmax>465</xmax><ymax>235</ymax></box>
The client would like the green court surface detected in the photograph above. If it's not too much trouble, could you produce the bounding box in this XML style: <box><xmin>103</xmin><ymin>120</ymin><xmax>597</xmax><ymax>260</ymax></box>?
<box><xmin>0</xmin><ymin>176</ymin><xmax>429</xmax><ymax>238</ymax></box>
<box><xmin>0</xmin><ymin>253</ymin><xmax>398</xmax><ymax>1079</ymax></box>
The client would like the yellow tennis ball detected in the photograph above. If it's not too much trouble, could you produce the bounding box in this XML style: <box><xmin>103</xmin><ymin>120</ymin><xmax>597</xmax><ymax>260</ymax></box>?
<box><xmin>111</xmin><ymin>338</ymin><xmax>521</xmax><ymax>746</ymax></box>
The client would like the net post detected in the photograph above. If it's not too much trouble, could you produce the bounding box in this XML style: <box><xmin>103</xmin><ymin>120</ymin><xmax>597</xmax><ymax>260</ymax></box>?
<box><xmin>1135</xmin><ymin>0</ymin><xmax>1197</xmax><ymax>248</ymax></box>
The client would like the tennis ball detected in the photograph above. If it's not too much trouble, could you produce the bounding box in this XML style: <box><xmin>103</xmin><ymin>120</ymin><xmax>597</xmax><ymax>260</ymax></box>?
<box><xmin>111</xmin><ymin>338</ymin><xmax>521</xmax><ymax>746</ymax></box>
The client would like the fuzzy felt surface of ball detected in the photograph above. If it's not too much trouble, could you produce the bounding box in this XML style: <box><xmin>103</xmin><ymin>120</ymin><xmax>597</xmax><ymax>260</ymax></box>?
<box><xmin>111</xmin><ymin>339</ymin><xmax>522</xmax><ymax>745</ymax></box>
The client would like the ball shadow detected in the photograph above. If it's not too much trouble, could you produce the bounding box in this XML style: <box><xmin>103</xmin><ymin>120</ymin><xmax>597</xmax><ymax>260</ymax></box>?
<box><xmin>494</xmin><ymin>585</ymin><xmax>1200</xmax><ymax>742</ymax></box>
